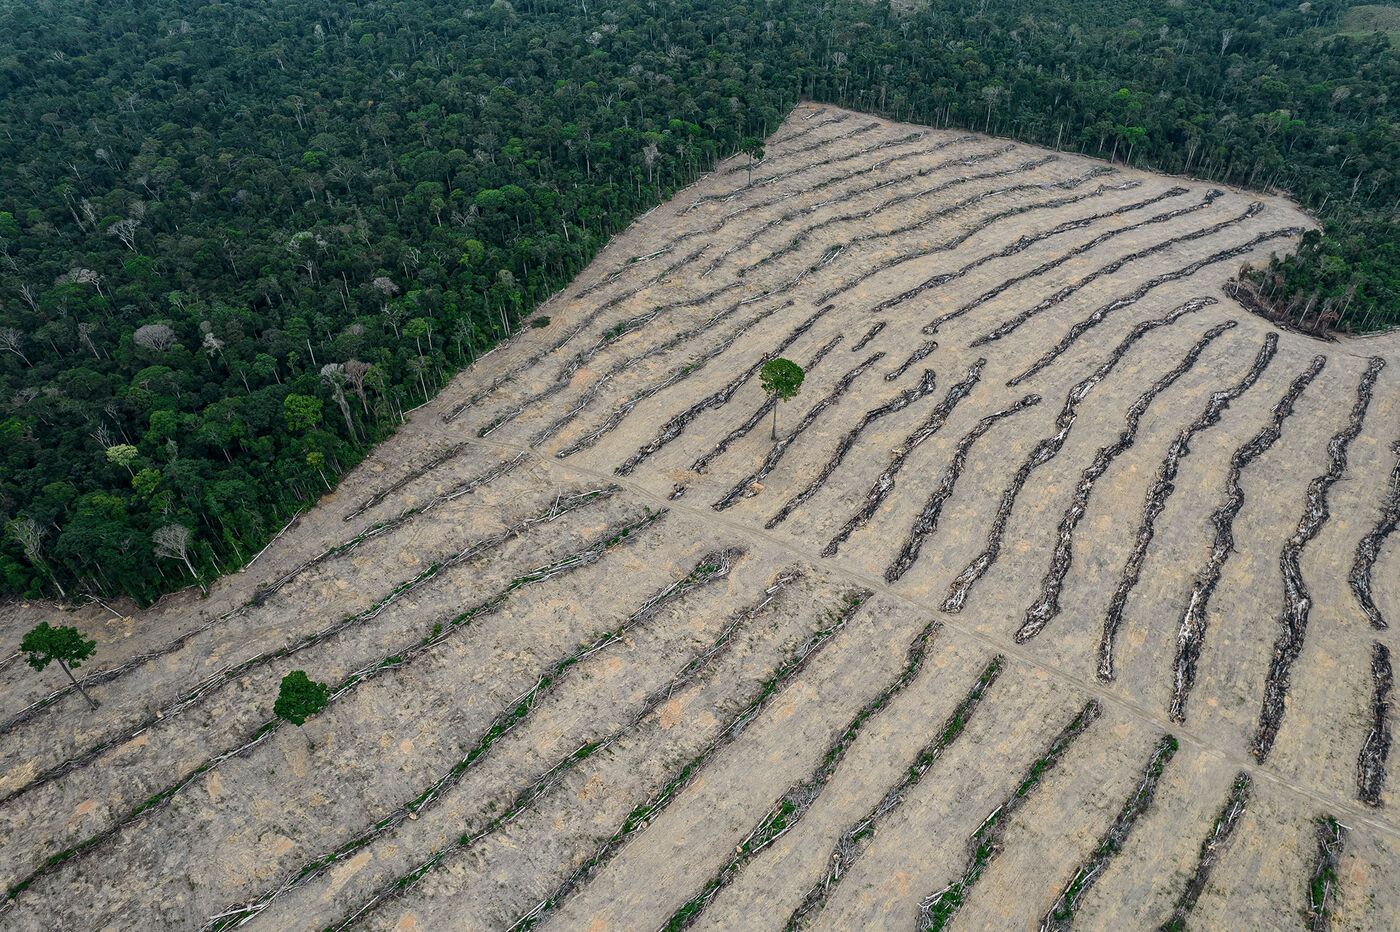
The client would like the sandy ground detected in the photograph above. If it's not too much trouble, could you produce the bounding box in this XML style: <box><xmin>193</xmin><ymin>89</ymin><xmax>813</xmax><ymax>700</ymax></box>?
<box><xmin>1</xmin><ymin>104</ymin><xmax>1398</xmax><ymax>931</ymax></box>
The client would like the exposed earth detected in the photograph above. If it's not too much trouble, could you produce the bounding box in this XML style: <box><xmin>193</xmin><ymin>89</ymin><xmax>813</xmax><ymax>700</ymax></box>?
<box><xmin>2</xmin><ymin>104</ymin><xmax>1398</xmax><ymax>931</ymax></box>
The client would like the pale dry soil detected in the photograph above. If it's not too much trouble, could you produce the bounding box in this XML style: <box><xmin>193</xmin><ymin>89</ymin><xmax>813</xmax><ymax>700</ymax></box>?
<box><xmin>2</xmin><ymin>104</ymin><xmax>1399</xmax><ymax>931</ymax></box>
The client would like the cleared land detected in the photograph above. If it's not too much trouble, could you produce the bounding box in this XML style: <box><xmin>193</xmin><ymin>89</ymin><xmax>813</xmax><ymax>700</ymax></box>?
<box><xmin>1338</xmin><ymin>5</ymin><xmax>1400</xmax><ymax>40</ymax></box>
<box><xmin>2</xmin><ymin>104</ymin><xmax>1399</xmax><ymax>931</ymax></box>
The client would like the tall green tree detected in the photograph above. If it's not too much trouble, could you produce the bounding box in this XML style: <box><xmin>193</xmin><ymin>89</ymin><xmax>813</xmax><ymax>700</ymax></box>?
<box><xmin>20</xmin><ymin>622</ymin><xmax>99</xmax><ymax>709</ymax></box>
<box><xmin>760</xmin><ymin>358</ymin><xmax>805</xmax><ymax>440</ymax></box>
<box><xmin>740</xmin><ymin>136</ymin><xmax>766</xmax><ymax>185</ymax></box>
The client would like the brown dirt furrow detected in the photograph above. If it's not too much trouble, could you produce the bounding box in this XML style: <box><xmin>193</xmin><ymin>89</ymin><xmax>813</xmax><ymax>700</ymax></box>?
<box><xmin>478</xmin><ymin>306</ymin><xmax>681</xmax><ymax>437</ymax></box>
<box><xmin>766</xmin><ymin>369</ymin><xmax>939</xmax><ymax>530</ymax></box>
<box><xmin>0</xmin><ymin>484</ymin><xmax>618</xmax><ymax>813</ymax></box>
<box><xmin>202</xmin><ymin>550</ymin><xmax>760</xmax><ymax>932</ymax></box>
<box><xmin>1168</xmin><ymin>355</ymin><xmax>1328</xmax><ymax>722</ymax></box>
<box><xmin>0</xmin><ymin>508</ymin><xmax>665</xmax><ymax>908</ymax></box>
<box><xmin>729</xmin><ymin>136</ymin><xmax>975</xmax><ymax>213</ymax></box>
<box><xmin>885</xmin><ymin>393</ymin><xmax>1042</xmax><ymax>584</ymax></box>
<box><xmin>342</xmin><ymin>442</ymin><xmax>472</xmax><ymax>521</ymax></box>
<box><xmin>1038</xmin><ymin>734</ymin><xmax>1180</xmax><ymax>932</ymax></box>
<box><xmin>1252</xmin><ymin>356</ymin><xmax>1386</xmax><ymax>761</ymax></box>
<box><xmin>682</xmin><ymin>126</ymin><xmax>912</xmax><ymax>212</ymax></box>
<box><xmin>489</xmin><ymin>164</ymin><xmax>894</xmax><ymax>438</ymax></box>
<box><xmin>269</xmin><ymin>566</ymin><xmax>849</xmax><ymax>932</ymax></box>
<box><xmin>822</xmin><ymin>358</ymin><xmax>984</xmax><ymax>557</ymax></box>
<box><xmin>1016</xmin><ymin>321</ymin><xmax>1238</xmax><ymax>642</ymax></box>
<box><xmin>799</xmin><ymin>156</ymin><xmax>1090</xmax><ymax>299</ymax></box>
<box><xmin>0</xmin><ymin>450</ymin><xmax>534</xmax><ymax>738</ymax></box>
<box><xmin>784</xmin><ymin>656</ymin><xmax>1008</xmax><ymax>930</ymax></box>
<box><xmin>696</xmin><ymin>119</ymin><xmax>882</xmax><ymax>194</ymax></box>
<box><xmin>1350</xmin><ymin>440</ymin><xmax>1400</xmax><ymax>629</ymax></box>
<box><xmin>941</xmin><ymin>301</ymin><xmax>1210</xmax><ymax>615</ymax></box>
<box><xmin>732</xmin><ymin>146</ymin><xmax>1028</xmax><ymax>278</ymax></box>
<box><xmin>299</xmin><ymin>567</ymin><xmax>814</xmax><ymax>931</ymax></box>
<box><xmin>488</xmin><ymin>287</ymin><xmax>761</xmax><ymax>443</ymax></box>
<box><xmin>525</xmin><ymin>299</ymin><xmax>754</xmax><ymax>448</ymax></box>
<box><xmin>1156</xmin><ymin>772</ymin><xmax>1252</xmax><ymax>930</ymax></box>
<box><xmin>699</xmin><ymin>141</ymin><xmax>999</xmax><ymax>279</ymax></box>
<box><xmin>1096</xmin><ymin>333</ymin><xmax>1280</xmax><ymax>681</ymax></box>
<box><xmin>251</xmin><ymin>451</ymin><xmax>534</xmax><ymax>607</ymax></box>
<box><xmin>441</xmin><ymin>278</ymin><xmax>657</xmax><ymax>422</ymax></box>
<box><xmin>633</xmin><ymin>135</ymin><xmax>983</xmax><ymax>287</ymax></box>
<box><xmin>916</xmin><ymin>700</ymin><xmax>1103</xmax><ymax>931</ymax></box>
<box><xmin>716</xmin><ymin>111</ymin><xmax>849</xmax><ymax>172</ymax></box>
<box><xmin>921</xmin><ymin>185</ymin><xmax>1204</xmax><ymax>335</ymax></box>
<box><xmin>823</xmin><ymin>165</ymin><xmax>1120</xmax><ymax>305</ymax></box>
<box><xmin>1007</xmin><ymin>226</ymin><xmax>1307</xmax><ymax>387</ymax></box>
<box><xmin>970</xmin><ymin>197</ymin><xmax>1251</xmax><ymax>348</ymax></box>
<box><xmin>499</xmin><ymin>588</ymin><xmax>873</xmax><ymax>931</ymax></box>
<box><xmin>614</xmin><ymin>302</ymin><xmax>836</xmax><ymax>477</ymax></box>
<box><xmin>555</xmin><ymin>303</ymin><xmax>786</xmax><ymax>458</ymax></box>
<box><xmin>656</xmin><ymin>615</ymin><xmax>944</xmax><ymax>930</ymax></box>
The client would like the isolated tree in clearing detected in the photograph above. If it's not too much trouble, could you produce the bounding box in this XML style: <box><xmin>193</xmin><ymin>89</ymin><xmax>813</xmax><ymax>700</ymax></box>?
<box><xmin>760</xmin><ymin>357</ymin><xmax>805</xmax><ymax>440</ymax></box>
<box><xmin>274</xmin><ymin>670</ymin><xmax>329</xmax><ymax>726</ymax></box>
<box><xmin>741</xmin><ymin>135</ymin><xmax>765</xmax><ymax>185</ymax></box>
<box><xmin>20</xmin><ymin>622</ymin><xmax>99</xmax><ymax>709</ymax></box>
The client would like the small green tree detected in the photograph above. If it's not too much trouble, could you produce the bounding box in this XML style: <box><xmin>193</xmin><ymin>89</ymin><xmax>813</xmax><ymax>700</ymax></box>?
<box><xmin>740</xmin><ymin>136</ymin><xmax>765</xmax><ymax>185</ymax></box>
<box><xmin>759</xmin><ymin>357</ymin><xmax>805</xmax><ymax>440</ymax></box>
<box><xmin>274</xmin><ymin>670</ymin><xmax>329</xmax><ymax>725</ymax></box>
<box><xmin>282</xmin><ymin>393</ymin><xmax>322</xmax><ymax>433</ymax></box>
<box><xmin>306</xmin><ymin>451</ymin><xmax>330</xmax><ymax>490</ymax></box>
<box><xmin>104</xmin><ymin>443</ymin><xmax>140</xmax><ymax>477</ymax></box>
<box><xmin>21</xmin><ymin>622</ymin><xmax>99</xmax><ymax>709</ymax></box>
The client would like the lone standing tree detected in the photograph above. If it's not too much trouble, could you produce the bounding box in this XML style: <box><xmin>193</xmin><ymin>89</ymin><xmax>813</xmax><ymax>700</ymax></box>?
<box><xmin>740</xmin><ymin>136</ymin><xmax>765</xmax><ymax>185</ymax></box>
<box><xmin>20</xmin><ymin>622</ymin><xmax>99</xmax><ymax>709</ymax></box>
<box><xmin>760</xmin><ymin>357</ymin><xmax>805</xmax><ymax>440</ymax></box>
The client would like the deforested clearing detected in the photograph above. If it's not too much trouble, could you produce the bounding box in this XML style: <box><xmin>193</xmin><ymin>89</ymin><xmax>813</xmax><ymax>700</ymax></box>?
<box><xmin>4</xmin><ymin>104</ymin><xmax>1400</xmax><ymax>931</ymax></box>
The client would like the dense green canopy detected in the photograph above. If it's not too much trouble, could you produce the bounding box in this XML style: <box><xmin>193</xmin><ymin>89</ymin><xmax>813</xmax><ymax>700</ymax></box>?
<box><xmin>1</xmin><ymin>0</ymin><xmax>1395</xmax><ymax>602</ymax></box>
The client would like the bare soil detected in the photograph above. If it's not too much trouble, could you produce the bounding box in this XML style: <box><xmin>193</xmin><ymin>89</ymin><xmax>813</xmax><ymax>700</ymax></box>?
<box><xmin>2</xmin><ymin>104</ymin><xmax>1397</xmax><ymax>931</ymax></box>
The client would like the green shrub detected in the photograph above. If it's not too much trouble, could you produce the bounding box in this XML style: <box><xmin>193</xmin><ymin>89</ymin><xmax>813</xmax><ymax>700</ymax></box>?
<box><xmin>274</xmin><ymin>670</ymin><xmax>329</xmax><ymax>726</ymax></box>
